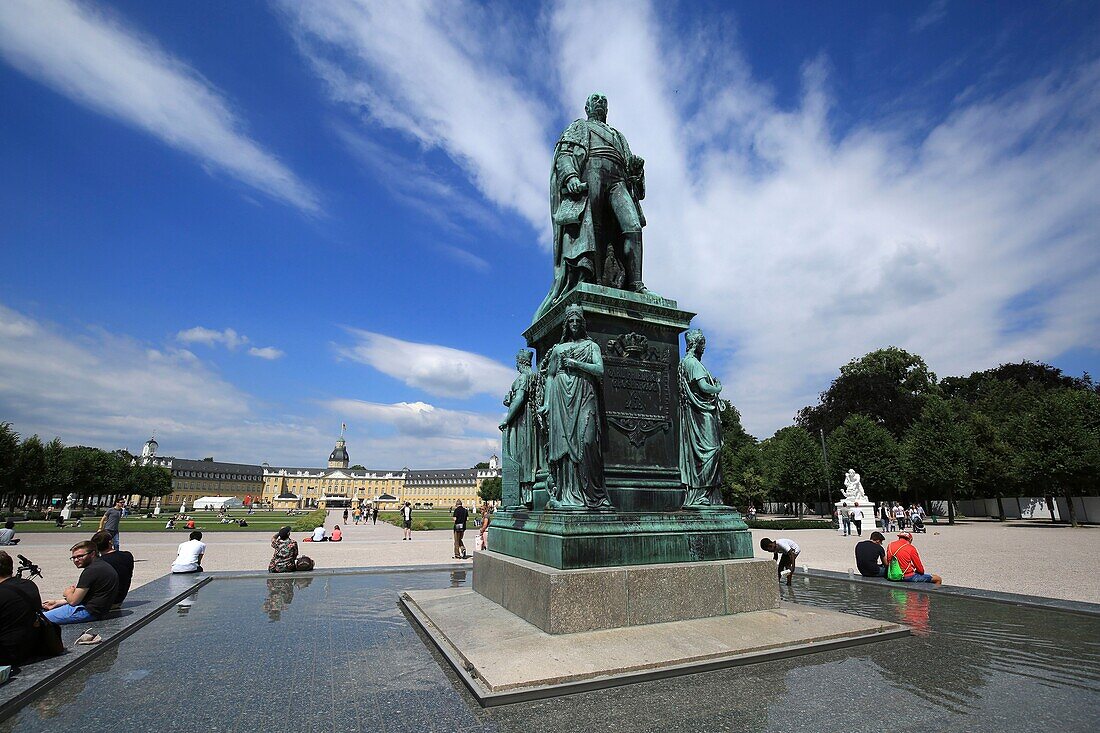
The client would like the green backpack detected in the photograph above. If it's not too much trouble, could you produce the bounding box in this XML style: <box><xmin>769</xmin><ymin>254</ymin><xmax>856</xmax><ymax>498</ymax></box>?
<box><xmin>887</xmin><ymin>555</ymin><xmax>904</xmax><ymax>581</ymax></box>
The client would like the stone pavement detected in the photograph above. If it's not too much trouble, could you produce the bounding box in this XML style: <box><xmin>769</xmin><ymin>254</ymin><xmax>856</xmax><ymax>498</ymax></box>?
<box><xmin>10</xmin><ymin>512</ymin><xmax>1098</xmax><ymax>604</ymax></box>
<box><xmin>14</xmin><ymin>510</ymin><xmax>472</xmax><ymax>600</ymax></box>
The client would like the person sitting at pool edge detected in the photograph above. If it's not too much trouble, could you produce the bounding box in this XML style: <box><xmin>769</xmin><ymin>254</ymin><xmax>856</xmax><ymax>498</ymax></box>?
<box><xmin>0</xmin><ymin>550</ymin><xmax>44</xmax><ymax>665</ymax></box>
<box><xmin>171</xmin><ymin>531</ymin><xmax>206</xmax><ymax>574</ymax></box>
<box><xmin>760</xmin><ymin>537</ymin><xmax>800</xmax><ymax>585</ymax></box>
<box><xmin>0</xmin><ymin>520</ymin><xmax>17</xmax><ymax>546</ymax></box>
<box><xmin>269</xmin><ymin>526</ymin><xmax>298</xmax><ymax>573</ymax></box>
<box><xmin>886</xmin><ymin>532</ymin><xmax>942</xmax><ymax>585</ymax></box>
<box><xmin>41</xmin><ymin>540</ymin><xmax>119</xmax><ymax>624</ymax></box>
<box><xmin>91</xmin><ymin>530</ymin><xmax>134</xmax><ymax>609</ymax></box>
<box><xmin>855</xmin><ymin>531</ymin><xmax>887</xmax><ymax>577</ymax></box>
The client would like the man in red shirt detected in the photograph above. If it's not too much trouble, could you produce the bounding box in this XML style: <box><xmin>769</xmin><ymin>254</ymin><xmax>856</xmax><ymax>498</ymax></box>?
<box><xmin>886</xmin><ymin>532</ymin><xmax>942</xmax><ymax>584</ymax></box>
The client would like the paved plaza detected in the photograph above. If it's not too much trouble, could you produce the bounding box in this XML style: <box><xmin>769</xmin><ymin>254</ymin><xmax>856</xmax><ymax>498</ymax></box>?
<box><xmin>12</xmin><ymin>512</ymin><xmax>1099</xmax><ymax>604</ymax></box>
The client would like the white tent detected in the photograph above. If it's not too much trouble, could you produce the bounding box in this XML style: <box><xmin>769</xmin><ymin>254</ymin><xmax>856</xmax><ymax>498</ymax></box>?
<box><xmin>193</xmin><ymin>496</ymin><xmax>244</xmax><ymax>510</ymax></box>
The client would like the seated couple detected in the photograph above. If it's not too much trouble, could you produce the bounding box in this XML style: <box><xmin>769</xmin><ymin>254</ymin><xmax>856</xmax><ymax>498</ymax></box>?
<box><xmin>855</xmin><ymin>531</ymin><xmax>942</xmax><ymax>584</ymax></box>
<box><xmin>268</xmin><ymin>527</ymin><xmax>314</xmax><ymax>573</ymax></box>
<box><xmin>305</xmin><ymin>525</ymin><xmax>341</xmax><ymax>542</ymax></box>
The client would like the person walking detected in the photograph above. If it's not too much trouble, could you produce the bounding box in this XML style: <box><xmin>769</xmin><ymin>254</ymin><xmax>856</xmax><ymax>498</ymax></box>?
<box><xmin>342</xmin><ymin>508</ymin><xmax>349</xmax><ymax>524</ymax></box>
<box><xmin>99</xmin><ymin>499</ymin><xmax>125</xmax><ymax>551</ymax></box>
<box><xmin>851</xmin><ymin>506</ymin><xmax>864</xmax><ymax>537</ymax></box>
<box><xmin>893</xmin><ymin>502</ymin><xmax>906</xmax><ymax>531</ymax></box>
<box><xmin>840</xmin><ymin>502</ymin><xmax>851</xmax><ymax>536</ymax></box>
<box><xmin>479</xmin><ymin>502</ymin><xmax>491</xmax><ymax>551</ymax></box>
<box><xmin>452</xmin><ymin>500</ymin><xmax>469</xmax><ymax>559</ymax></box>
<box><xmin>372</xmin><ymin>505</ymin><xmax>379</xmax><ymax>525</ymax></box>
<box><xmin>401</xmin><ymin>502</ymin><xmax>412</xmax><ymax>540</ymax></box>
<box><xmin>879</xmin><ymin>503</ymin><xmax>891</xmax><ymax>532</ymax></box>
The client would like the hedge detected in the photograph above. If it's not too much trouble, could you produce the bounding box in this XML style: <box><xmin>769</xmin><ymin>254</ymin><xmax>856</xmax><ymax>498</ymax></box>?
<box><xmin>290</xmin><ymin>508</ymin><xmax>329</xmax><ymax>533</ymax></box>
<box><xmin>745</xmin><ymin>519</ymin><xmax>834</xmax><ymax>530</ymax></box>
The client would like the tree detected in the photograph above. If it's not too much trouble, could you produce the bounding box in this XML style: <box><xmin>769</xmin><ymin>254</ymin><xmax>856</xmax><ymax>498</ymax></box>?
<box><xmin>133</xmin><ymin>464</ymin><xmax>173</xmax><ymax>507</ymax></box>
<box><xmin>350</xmin><ymin>464</ymin><xmax>366</xmax><ymax>470</ymax></box>
<box><xmin>826</xmin><ymin>414</ymin><xmax>902</xmax><ymax>502</ymax></box>
<box><xmin>16</xmin><ymin>435</ymin><xmax>48</xmax><ymax>504</ymax></box>
<box><xmin>718</xmin><ymin>401</ymin><xmax>767</xmax><ymax>509</ymax></box>
<box><xmin>798</xmin><ymin>347</ymin><xmax>937</xmax><ymax>440</ymax></box>
<box><xmin>0</xmin><ymin>423</ymin><xmax>20</xmax><ymax>507</ymax></box>
<box><xmin>42</xmin><ymin>437</ymin><xmax>69</xmax><ymax>500</ymax></box>
<box><xmin>478</xmin><ymin>476</ymin><xmax>502</xmax><ymax>503</ymax></box>
<box><xmin>902</xmin><ymin>396</ymin><xmax>974</xmax><ymax>524</ymax></box>
<box><xmin>472</xmin><ymin>461</ymin><xmax>490</xmax><ymax>469</ymax></box>
<box><xmin>1015</xmin><ymin>389</ymin><xmax>1100</xmax><ymax>527</ymax></box>
<box><xmin>761</xmin><ymin>427</ymin><xmax>822</xmax><ymax>518</ymax></box>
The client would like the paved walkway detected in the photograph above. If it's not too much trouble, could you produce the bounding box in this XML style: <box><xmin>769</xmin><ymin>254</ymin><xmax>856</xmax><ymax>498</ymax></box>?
<box><xmin>10</xmin><ymin>514</ymin><xmax>1098</xmax><ymax>604</ymax></box>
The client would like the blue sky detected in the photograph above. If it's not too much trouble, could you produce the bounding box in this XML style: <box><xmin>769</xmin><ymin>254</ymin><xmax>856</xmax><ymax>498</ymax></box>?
<box><xmin>1</xmin><ymin>0</ymin><xmax>1098</xmax><ymax>468</ymax></box>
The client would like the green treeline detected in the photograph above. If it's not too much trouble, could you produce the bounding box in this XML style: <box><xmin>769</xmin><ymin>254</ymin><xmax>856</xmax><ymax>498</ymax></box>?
<box><xmin>721</xmin><ymin>348</ymin><xmax>1100</xmax><ymax>526</ymax></box>
<box><xmin>0</xmin><ymin>427</ymin><xmax>172</xmax><ymax>511</ymax></box>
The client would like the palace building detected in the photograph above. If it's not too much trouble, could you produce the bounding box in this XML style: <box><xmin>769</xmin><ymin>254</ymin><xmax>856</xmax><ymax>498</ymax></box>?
<box><xmin>138</xmin><ymin>436</ymin><xmax>264</xmax><ymax>507</ymax></box>
<box><xmin>259</xmin><ymin>433</ymin><xmax>500</xmax><ymax>510</ymax></box>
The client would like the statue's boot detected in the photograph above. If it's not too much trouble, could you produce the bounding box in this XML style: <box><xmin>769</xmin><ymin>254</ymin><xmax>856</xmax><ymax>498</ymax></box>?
<box><xmin>623</xmin><ymin>232</ymin><xmax>647</xmax><ymax>293</ymax></box>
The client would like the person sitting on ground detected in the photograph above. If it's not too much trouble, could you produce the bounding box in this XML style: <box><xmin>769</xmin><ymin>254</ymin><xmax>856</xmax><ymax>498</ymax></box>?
<box><xmin>238</xmin><ymin>519</ymin><xmax>248</xmax><ymax>527</ymax></box>
<box><xmin>185</xmin><ymin>519</ymin><xmax>196</xmax><ymax>530</ymax></box>
<box><xmin>0</xmin><ymin>550</ymin><xmax>46</xmax><ymax>666</ymax></box>
<box><xmin>760</xmin><ymin>537</ymin><xmax>800</xmax><ymax>586</ymax></box>
<box><xmin>164</xmin><ymin>518</ymin><xmax>176</xmax><ymax>530</ymax></box>
<box><xmin>0</xmin><ymin>520</ymin><xmax>17</xmax><ymax>546</ymax></box>
<box><xmin>330</xmin><ymin>525</ymin><xmax>342</xmax><ymax>542</ymax></box>
<box><xmin>311</xmin><ymin>524</ymin><xmax>328</xmax><ymax>542</ymax></box>
<box><xmin>171</xmin><ymin>531</ymin><xmax>206</xmax><ymax>574</ymax></box>
<box><xmin>54</xmin><ymin>514</ymin><xmax>66</xmax><ymax>529</ymax></box>
<box><xmin>268</xmin><ymin>527</ymin><xmax>298</xmax><ymax>573</ymax></box>
<box><xmin>855</xmin><ymin>531</ymin><xmax>888</xmax><ymax>577</ymax></box>
<box><xmin>91</xmin><ymin>530</ymin><xmax>133</xmax><ymax>609</ymax></box>
<box><xmin>41</xmin><ymin>540</ymin><xmax>119</xmax><ymax>624</ymax></box>
<box><xmin>886</xmin><ymin>532</ymin><xmax>942</xmax><ymax>584</ymax></box>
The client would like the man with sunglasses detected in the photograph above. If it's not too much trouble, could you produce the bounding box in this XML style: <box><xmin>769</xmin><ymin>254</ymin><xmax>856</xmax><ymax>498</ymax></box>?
<box><xmin>41</xmin><ymin>540</ymin><xmax>118</xmax><ymax>624</ymax></box>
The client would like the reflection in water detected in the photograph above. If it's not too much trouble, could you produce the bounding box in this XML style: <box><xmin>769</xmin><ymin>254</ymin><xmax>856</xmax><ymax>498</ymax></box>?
<box><xmin>788</xmin><ymin>577</ymin><xmax>1100</xmax><ymax>716</ymax></box>
<box><xmin>449</xmin><ymin>570</ymin><xmax>467</xmax><ymax>587</ymax></box>
<box><xmin>32</xmin><ymin>643</ymin><xmax>120</xmax><ymax>719</ymax></box>
<box><xmin>176</xmin><ymin>588</ymin><xmax>198</xmax><ymax>616</ymax></box>
<box><xmin>262</xmin><ymin>576</ymin><xmax>314</xmax><ymax>622</ymax></box>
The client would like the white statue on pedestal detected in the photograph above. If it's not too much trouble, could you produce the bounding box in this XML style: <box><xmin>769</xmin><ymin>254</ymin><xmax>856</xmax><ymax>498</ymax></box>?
<box><xmin>60</xmin><ymin>492</ymin><xmax>77</xmax><ymax>520</ymax></box>
<box><xmin>154</xmin><ymin>498</ymin><xmax>162</xmax><ymax>515</ymax></box>
<box><xmin>843</xmin><ymin>469</ymin><xmax>868</xmax><ymax>504</ymax></box>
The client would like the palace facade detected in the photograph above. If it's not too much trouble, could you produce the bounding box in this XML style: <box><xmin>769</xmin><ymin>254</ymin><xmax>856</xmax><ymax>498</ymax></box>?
<box><xmin>138</xmin><ymin>437</ymin><xmax>264</xmax><ymax>507</ymax></box>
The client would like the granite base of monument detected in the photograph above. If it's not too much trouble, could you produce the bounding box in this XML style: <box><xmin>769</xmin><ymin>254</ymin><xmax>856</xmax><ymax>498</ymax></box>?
<box><xmin>472</xmin><ymin>550</ymin><xmax>776</xmax><ymax>633</ymax></box>
<box><xmin>401</xmin><ymin>583</ymin><xmax>908</xmax><ymax>706</ymax></box>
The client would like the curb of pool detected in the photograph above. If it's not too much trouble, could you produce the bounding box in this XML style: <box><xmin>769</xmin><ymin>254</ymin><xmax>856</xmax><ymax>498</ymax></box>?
<box><xmin>801</xmin><ymin>567</ymin><xmax>1100</xmax><ymax>617</ymax></box>
<box><xmin>0</xmin><ymin>562</ymin><xmax>472</xmax><ymax>722</ymax></box>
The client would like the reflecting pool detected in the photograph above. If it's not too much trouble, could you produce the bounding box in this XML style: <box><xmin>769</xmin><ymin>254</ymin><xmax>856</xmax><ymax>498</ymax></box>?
<box><xmin>2</xmin><ymin>570</ymin><xmax>1097</xmax><ymax>732</ymax></box>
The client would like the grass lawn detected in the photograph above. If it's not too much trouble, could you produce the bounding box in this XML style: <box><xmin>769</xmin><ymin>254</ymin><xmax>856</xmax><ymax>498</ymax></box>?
<box><xmin>11</xmin><ymin>510</ymin><xmax>309</xmax><ymax>533</ymax></box>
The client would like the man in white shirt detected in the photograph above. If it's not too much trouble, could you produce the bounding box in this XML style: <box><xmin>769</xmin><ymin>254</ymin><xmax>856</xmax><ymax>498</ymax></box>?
<box><xmin>851</xmin><ymin>507</ymin><xmax>864</xmax><ymax>537</ymax></box>
<box><xmin>760</xmin><ymin>537</ymin><xmax>800</xmax><ymax>585</ymax></box>
<box><xmin>171</xmin><ymin>531</ymin><xmax>206</xmax><ymax>574</ymax></box>
<box><xmin>312</xmin><ymin>525</ymin><xmax>327</xmax><ymax>542</ymax></box>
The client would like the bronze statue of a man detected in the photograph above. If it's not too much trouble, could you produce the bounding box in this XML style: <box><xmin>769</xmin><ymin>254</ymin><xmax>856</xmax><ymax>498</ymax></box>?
<box><xmin>533</xmin><ymin>93</ymin><xmax>647</xmax><ymax>321</ymax></box>
<box><xmin>500</xmin><ymin>350</ymin><xmax>538</xmax><ymax>508</ymax></box>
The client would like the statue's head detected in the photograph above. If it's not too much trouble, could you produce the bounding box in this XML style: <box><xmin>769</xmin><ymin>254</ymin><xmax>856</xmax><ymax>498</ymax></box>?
<box><xmin>847</xmin><ymin>468</ymin><xmax>855</xmax><ymax>475</ymax></box>
<box><xmin>562</xmin><ymin>304</ymin><xmax>587</xmax><ymax>340</ymax></box>
<box><xmin>685</xmin><ymin>328</ymin><xmax>706</xmax><ymax>355</ymax></box>
<box><xmin>585</xmin><ymin>93</ymin><xmax>608</xmax><ymax>122</ymax></box>
<box><xmin>515</xmin><ymin>350</ymin><xmax>533</xmax><ymax>371</ymax></box>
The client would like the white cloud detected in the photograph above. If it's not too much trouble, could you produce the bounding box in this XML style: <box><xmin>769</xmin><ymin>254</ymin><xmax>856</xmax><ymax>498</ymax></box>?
<box><xmin>276</xmin><ymin>0</ymin><xmax>550</xmax><ymax>233</ymax></box>
<box><xmin>336</xmin><ymin>328</ymin><xmax>513</xmax><ymax>399</ymax></box>
<box><xmin>177</xmin><ymin>326</ymin><xmax>249</xmax><ymax>350</ymax></box>
<box><xmin>248</xmin><ymin>346</ymin><xmax>285</xmax><ymax>360</ymax></box>
<box><xmin>0</xmin><ymin>0</ymin><xmax>320</xmax><ymax>213</ymax></box>
<box><xmin>0</xmin><ymin>303</ymin><xmax>325</xmax><ymax>464</ymax></box>
<box><xmin>326</xmin><ymin>399</ymin><xmax>498</xmax><ymax>438</ymax></box>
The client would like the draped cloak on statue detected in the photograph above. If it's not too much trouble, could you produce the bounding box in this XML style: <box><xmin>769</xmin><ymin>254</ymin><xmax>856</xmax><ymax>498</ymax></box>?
<box><xmin>541</xmin><ymin>338</ymin><xmax>611</xmax><ymax>509</ymax></box>
<box><xmin>679</xmin><ymin>354</ymin><xmax>723</xmax><ymax>505</ymax></box>
<box><xmin>503</xmin><ymin>370</ymin><xmax>539</xmax><ymax>487</ymax></box>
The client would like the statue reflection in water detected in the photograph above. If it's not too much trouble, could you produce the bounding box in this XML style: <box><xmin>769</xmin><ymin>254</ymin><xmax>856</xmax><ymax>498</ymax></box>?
<box><xmin>262</xmin><ymin>576</ymin><xmax>314</xmax><ymax>622</ymax></box>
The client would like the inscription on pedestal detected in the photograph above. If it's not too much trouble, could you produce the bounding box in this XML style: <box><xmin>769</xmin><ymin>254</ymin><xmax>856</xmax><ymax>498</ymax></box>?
<box><xmin>602</xmin><ymin>332</ymin><xmax>674</xmax><ymax>465</ymax></box>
